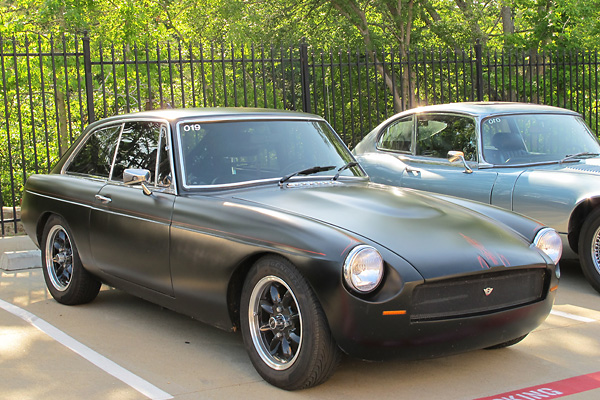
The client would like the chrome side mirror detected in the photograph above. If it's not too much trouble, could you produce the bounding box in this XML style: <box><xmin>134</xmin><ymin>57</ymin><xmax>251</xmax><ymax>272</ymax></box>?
<box><xmin>124</xmin><ymin>168</ymin><xmax>153</xmax><ymax>195</ymax></box>
<box><xmin>447</xmin><ymin>151</ymin><xmax>473</xmax><ymax>174</ymax></box>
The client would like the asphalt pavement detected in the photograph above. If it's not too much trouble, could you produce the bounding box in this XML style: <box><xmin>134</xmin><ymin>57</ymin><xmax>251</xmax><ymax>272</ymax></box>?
<box><xmin>1</xmin><ymin>253</ymin><xmax>599</xmax><ymax>400</ymax></box>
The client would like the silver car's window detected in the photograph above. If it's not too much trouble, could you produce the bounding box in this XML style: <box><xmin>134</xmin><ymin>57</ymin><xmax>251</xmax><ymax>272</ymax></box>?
<box><xmin>66</xmin><ymin>125</ymin><xmax>121</xmax><ymax>178</ymax></box>
<box><xmin>481</xmin><ymin>114</ymin><xmax>600</xmax><ymax>165</ymax></box>
<box><xmin>111</xmin><ymin>121</ymin><xmax>168</xmax><ymax>184</ymax></box>
<box><xmin>377</xmin><ymin>116</ymin><xmax>412</xmax><ymax>152</ymax></box>
<box><xmin>416</xmin><ymin>114</ymin><xmax>477</xmax><ymax>161</ymax></box>
<box><xmin>178</xmin><ymin>119</ymin><xmax>360</xmax><ymax>187</ymax></box>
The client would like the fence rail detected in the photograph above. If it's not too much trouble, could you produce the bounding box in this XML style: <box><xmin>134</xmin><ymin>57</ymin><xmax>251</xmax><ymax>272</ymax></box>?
<box><xmin>2</xmin><ymin>33</ymin><xmax>600</xmax><ymax>235</ymax></box>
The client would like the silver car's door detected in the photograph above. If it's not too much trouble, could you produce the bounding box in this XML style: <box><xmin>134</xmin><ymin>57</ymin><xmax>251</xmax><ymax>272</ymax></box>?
<box><xmin>400</xmin><ymin>113</ymin><xmax>498</xmax><ymax>204</ymax></box>
<box><xmin>90</xmin><ymin>121</ymin><xmax>175</xmax><ymax>296</ymax></box>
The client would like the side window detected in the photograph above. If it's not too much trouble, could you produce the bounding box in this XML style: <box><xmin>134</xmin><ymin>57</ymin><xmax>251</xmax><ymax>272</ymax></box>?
<box><xmin>377</xmin><ymin>117</ymin><xmax>413</xmax><ymax>152</ymax></box>
<box><xmin>67</xmin><ymin>125</ymin><xmax>121</xmax><ymax>178</ymax></box>
<box><xmin>111</xmin><ymin>121</ymin><xmax>169</xmax><ymax>185</ymax></box>
<box><xmin>416</xmin><ymin>114</ymin><xmax>477</xmax><ymax>161</ymax></box>
<box><xmin>156</xmin><ymin>125</ymin><xmax>172</xmax><ymax>187</ymax></box>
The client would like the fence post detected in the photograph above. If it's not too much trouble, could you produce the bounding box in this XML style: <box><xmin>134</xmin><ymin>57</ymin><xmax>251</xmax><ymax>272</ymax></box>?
<box><xmin>82</xmin><ymin>32</ymin><xmax>95</xmax><ymax>123</ymax></box>
<box><xmin>475</xmin><ymin>41</ymin><xmax>484</xmax><ymax>101</ymax></box>
<box><xmin>300</xmin><ymin>39</ymin><xmax>311</xmax><ymax>112</ymax></box>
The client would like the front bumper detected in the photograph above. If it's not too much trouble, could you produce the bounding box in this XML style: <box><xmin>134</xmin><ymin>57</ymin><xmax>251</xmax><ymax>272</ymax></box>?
<box><xmin>327</xmin><ymin>266</ymin><xmax>558</xmax><ymax>361</ymax></box>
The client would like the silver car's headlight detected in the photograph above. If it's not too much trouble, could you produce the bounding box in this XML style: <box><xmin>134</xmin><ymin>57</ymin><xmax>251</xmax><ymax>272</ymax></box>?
<box><xmin>343</xmin><ymin>245</ymin><xmax>384</xmax><ymax>293</ymax></box>
<box><xmin>533</xmin><ymin>228</ymin><xmax>562</xmax><ymax>265</ymax></box>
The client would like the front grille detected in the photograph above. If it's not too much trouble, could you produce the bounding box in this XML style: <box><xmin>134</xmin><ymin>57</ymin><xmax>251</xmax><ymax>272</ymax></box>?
<box><xmin>411</xmin><ymin>269</ymin><xmax>547</xmax><ymax>322</ymax></box>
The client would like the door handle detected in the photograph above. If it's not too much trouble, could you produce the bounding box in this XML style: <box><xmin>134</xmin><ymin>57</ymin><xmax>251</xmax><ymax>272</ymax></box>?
<box><xmin>95</xmin><ymin>194</ymin><xmax>112</xmax><ymax>204</ymax></box>
<box><xmin>405</xmin><ymin>166</ymin><xmax>421</xmax><ymax>174</ymax></box>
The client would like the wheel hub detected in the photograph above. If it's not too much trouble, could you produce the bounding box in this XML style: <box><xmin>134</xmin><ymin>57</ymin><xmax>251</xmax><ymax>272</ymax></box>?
<box><xmin>268</xmin><ymin>314</ymin><xmax>293</xmax><ymax>331</ymax></box>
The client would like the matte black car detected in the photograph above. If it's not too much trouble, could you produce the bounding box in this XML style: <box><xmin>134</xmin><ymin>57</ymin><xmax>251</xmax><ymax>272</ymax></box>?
<box><xmin>22</xmin><ymin>108</ymin><xmax>561</xmax><ymax>390</ymax></box>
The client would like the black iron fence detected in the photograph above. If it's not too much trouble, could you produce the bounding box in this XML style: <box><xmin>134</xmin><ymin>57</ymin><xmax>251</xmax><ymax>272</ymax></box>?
<box><xmin>2</xmin><ymin>33</ymin><xmax>600</xmax><ymax>235</ymax></box>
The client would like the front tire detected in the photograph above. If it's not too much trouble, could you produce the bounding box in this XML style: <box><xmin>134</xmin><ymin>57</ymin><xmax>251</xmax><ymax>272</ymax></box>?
<box><xmin>41</xmin><ymin>215</ymin><xmax>101</xmax><ymax>305</ymax></box>
<box><xmin>240</xmin><ymin>256</ymin><xmax>340</xmax><ymax>390</ymax></box>
<box><xmin>578</xmin><ymin>208</ymin><xmax>600</xmax><ymax>294</ymax></box>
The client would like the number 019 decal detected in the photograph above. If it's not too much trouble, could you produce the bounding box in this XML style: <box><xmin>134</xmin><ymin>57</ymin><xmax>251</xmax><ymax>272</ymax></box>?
<box><xmin>182</xmin><ymin>123</ymin><xmax>202</xmax><ymax>132</ymax></box>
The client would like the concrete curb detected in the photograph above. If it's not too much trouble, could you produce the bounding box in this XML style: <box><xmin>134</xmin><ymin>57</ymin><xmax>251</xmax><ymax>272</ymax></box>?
<box><xmin>0</xmin><ymin>250</ymin><xmax>42</xmax><ymax>271</ymax></box>
<box><xmin>0</xmin><ymin>236</ymin><xmax>41</xmax><ymax>271</ymax></box>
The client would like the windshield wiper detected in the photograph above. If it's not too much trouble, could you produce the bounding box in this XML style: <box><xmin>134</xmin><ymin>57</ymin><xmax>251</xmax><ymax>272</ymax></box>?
<box><xmin>560</xmin><ymin>152</ymin><xmax>600</xmax><ymax>163</ymax></box>
<box><xmin>279</xmin><ymin>165</ymin><xmax>336</xmax><ymax>185</ymax></box>
<box><xmin>332</xmin><ymin>161</ymin><xmax>359</xmax><ymax>180</ymax></box>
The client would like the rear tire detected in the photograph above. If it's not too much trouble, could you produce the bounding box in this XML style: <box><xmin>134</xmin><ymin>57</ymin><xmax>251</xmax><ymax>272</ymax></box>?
<box><xmin>41</xmin><ymin>215</ymin><xmax>101</xmax><ymax>305</ymax></box>
<box><xmin>578</xmin><ymin>208</ymin><xmax>600</xmax><ymax>294</ymax></box>
<box><xmin>240</xmin><ymin>256</ymin><xmax>340</xmax><ymax>390</ymax></box>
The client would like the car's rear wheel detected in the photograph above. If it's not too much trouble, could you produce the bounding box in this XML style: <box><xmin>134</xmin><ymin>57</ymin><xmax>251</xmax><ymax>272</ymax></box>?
<box><xmin>578</xmin><ymin>208</ymin><xmax>600</xmax><ymax>294</ymax></box>
<box><xmin>484</xmin><ymin>334</ymin><xmax>528</xmax><ymax>349</ymax></box>
<box><xmin>41</xmin><ymin>215</ymin><xmax>101</xmax><ymax>305</ymax></box>
<box><xmin>240</xmin><ymin>256</ymin><xmax>340</xmax><ymax>390</ymax></box>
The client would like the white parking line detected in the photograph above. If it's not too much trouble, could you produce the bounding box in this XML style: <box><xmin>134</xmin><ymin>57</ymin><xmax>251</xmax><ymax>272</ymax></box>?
<box><xmin>550</xmin><ymin>309</ymin><xmax>596</xmax><ymax>323</ymax></box>
<box><xmin>0</xmin><ymin>299</ymin><xmax>173</xmax><ymax>400</ymax></box>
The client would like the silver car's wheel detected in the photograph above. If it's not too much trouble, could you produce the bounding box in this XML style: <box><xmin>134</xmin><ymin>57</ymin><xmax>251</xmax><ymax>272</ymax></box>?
<box><xmin>240</xmin><ymin>256</ymin><xmax>340</xmax><ymax>390</ymax></box>
<box><xmin>41</xmin><ymin>215</ymin><xmax>101</xmax><ymax>305</ymax></box>
<box><xmin>578</xmin><ymin>208</ymin><xmax>600</xmax><ymax>294</ymax></box>
<box><xmin>590</xmin><ymin>225</ymin><xmax>600</xmax><ymax>275</ymax></box>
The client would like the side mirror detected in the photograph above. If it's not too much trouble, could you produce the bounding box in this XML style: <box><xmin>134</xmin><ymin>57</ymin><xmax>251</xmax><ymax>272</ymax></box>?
<box><xmin>447</xmin><ymin>151</ymin><xmax>473</xmax><ymax>174</ymax></box>
<box><xmin>124</xmin><ymin>168</ymin><xmax>153</xmax><ymax>195</ymax></box>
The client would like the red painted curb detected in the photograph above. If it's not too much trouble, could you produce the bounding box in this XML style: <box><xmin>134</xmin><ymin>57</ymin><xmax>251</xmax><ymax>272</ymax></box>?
<box><xmin>473</xmin><ymin>371</ymin><xmax>600</xmax><ymax>400</ymax></box>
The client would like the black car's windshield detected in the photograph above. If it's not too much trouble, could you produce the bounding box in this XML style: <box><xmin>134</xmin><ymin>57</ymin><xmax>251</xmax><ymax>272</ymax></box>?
<box><xmin>178</xmin><ymin>119</ymin><xmax>363</xmax><ymax>187</ymax></box>
<box><xmin>481</xmin><ymin>114</ymin><xmax>600</xmax><ymax>165</ymax></box>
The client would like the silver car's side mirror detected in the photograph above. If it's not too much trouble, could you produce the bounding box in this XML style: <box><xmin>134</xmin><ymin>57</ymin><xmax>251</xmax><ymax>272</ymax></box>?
<box><xmin>124</xmin><ymin>168</ymin><xmax>153</xmax><ymax>196</ymax></box>
<box><xmin>448</xmin><ymin>151</ymin><xmax>473</xmax><ymax>174</ymax></box>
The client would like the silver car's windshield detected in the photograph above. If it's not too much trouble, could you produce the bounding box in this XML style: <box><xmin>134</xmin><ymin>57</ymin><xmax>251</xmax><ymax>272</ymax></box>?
<box><xmin>481</xmin><ymin>114</ymin><xmax>600</xmax><ymax>165</ymax></box>
<box><xmin>177</xmin><ymin>119</ymin><xmax>363</xmax><ymax>187</ymax></box>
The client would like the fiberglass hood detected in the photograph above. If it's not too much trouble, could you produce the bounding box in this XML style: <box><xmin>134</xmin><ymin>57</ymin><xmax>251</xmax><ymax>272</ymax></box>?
<box><xmin>232</xmin><ymin>181</ymin><xmax>548</xmax><ymax>280</ymax></box>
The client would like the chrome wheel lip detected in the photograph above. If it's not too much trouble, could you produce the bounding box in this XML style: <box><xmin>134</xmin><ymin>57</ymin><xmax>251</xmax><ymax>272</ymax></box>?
<box><xmin>45</xmin><ymin>225</ymin><xmax>73</xmax><ymax>292</ymax></box>
<box><xmin>248</xmin><ymin>275</ymin><xmax>302</xmax><ymax>371</ymax></box>
<box><xmin>592</xmin><ymin>225</ymin><xmax>600</xmax><ymax>275</ymax></box>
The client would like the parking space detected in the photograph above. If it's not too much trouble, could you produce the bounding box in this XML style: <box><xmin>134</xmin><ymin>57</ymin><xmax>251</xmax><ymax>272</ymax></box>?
<box><xmin>1</xmin><ymin>261</ymin><xmax>598</xmax><ymax>400</ymax></box>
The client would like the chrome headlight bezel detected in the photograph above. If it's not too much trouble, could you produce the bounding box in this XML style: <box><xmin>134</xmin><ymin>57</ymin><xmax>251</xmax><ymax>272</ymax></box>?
<box><xmin>533</xmin><ymin>228</ymin><xmax>562</xmax><ymax>265</ymax></box>
<box><xmin>343</xmin><ymin>245</ymin><xmax>384</xmax><ymax>293</ymax></box>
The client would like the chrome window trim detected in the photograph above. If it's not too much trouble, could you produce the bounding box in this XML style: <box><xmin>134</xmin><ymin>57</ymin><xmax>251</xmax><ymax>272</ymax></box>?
<box><xmin>62</xmin><ymin>117</ymin><xmax>177</xmax><ymax>195</ymax></box>
<box><xmin>375</xmin><ymin>114</ymin><xmax>415</xmax><ymax>153</ymax></box>
<box><xmin>61</xmin><ymin>121</ymin><xmax>124</xmax><ymax>175</ymax></box>
<box><xmin>108</xmin><ymin>123</ymin><xmax>126</xmax><ymax>181</ymax></box>
<box><xmin>414</xmin><ymin>112</ymin><xmax>479</xmax><ymax>161</ymax></box>
<box><xmin>174</xmin><ymin>116</ymin><xmax>348</xmax><ymax>191</ymax></box>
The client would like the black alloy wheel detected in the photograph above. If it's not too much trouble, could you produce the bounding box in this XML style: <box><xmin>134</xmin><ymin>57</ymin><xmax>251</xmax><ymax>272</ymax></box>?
<box><xmin>240</xmin><ymin>256</ymin><xmax>340</xmax><ymax>390</ymax></box>
<box><xmin>41</xmin><ymin>215</ymin><xmax>101</xmax><ymax>305</ymax></box>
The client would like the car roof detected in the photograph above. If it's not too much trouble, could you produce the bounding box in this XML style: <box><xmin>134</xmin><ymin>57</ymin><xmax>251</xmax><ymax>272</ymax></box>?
<box><xmin>396</xmin><ymin>102</ymin><xmax>581</xmax><ymax>118</ymax></box>
<box><xmin>86</xmin><ymin>107</ymin><xmax>323</xmax><ymax>130</ymax></box>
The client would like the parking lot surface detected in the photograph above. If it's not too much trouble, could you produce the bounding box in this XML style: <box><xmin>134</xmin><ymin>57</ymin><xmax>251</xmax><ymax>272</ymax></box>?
<box><xmin>1</xmin><ymin>260</ymin><xmax>599</xmax><ymax>400</ymax></box>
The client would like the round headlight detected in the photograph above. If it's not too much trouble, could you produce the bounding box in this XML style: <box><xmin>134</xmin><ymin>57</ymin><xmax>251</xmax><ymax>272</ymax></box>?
<box><xmin>533</xmin><ymin>228</ymin><xmax>562</xmax><ymax>265</ymax></box>
<box><xmin>343</xmin><ymin>245</ymin><xmax>384</xmax><ymax>293</ymax></box>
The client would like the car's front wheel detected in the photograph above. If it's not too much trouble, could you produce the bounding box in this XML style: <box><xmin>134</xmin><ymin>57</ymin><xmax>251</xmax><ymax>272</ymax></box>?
<box><xmin>578</xmin><ymin>208</ymin><xmax>600</xmax><ymax>294</ymax></box>
<box><xmin>240</xmin><ymin>256</ymin><xmax>340</xmax><ymax>390</ymax></box>
<box><xmin>41</xmin><ymin>215</ymin><xmax>101</xmax><ymax>305</ymax></box>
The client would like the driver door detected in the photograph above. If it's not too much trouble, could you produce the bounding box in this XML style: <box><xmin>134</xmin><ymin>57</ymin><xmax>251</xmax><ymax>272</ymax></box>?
<box><xmin>90</xmin><ymin>120</ymin><xmax>175</xmax><ymax>295</ymax></box>
<box><xmin>401</xmin><ymin>113</ymin><xmax>498</xmax><ymax>204</ymax></box>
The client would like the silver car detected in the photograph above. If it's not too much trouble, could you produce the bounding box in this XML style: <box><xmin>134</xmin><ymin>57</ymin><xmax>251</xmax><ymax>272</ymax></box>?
<box><xmin>354</xmin><ymin>102</ymin><xmax>600</xmax><ymax>294</ymax></box>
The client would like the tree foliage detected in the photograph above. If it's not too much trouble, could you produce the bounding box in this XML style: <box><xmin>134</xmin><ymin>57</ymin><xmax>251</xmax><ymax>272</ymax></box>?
<box><xmin>1</xmin><ymin>1</ymin><xmax>598</xmax><ymax>51</ymax></box>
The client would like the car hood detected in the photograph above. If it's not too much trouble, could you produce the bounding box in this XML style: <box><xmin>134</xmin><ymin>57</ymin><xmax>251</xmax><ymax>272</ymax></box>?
<box><xmin>231</xmin><ymin>181</ymin><xmax>546</xmax><ymax>279</ymax></box>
